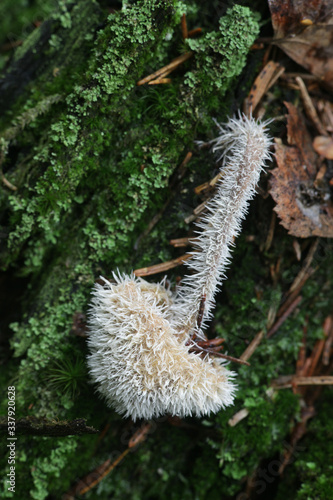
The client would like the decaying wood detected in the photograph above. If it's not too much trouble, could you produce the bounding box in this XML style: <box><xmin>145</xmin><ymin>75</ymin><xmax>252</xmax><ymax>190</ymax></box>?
<box><xmin>0</xmin><ymin>416</ymin><xmax>98</xmax><ymax>437</ymax></box>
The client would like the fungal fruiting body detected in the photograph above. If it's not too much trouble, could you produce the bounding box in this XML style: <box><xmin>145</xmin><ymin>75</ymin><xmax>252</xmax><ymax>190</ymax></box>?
<box><xmin>87</xmin><ymin>115</ymin><xmax>271</xmax><ymax>421</ymax></box>
<box><xmin>87</xmin><ymin>275</ymin><xmax>235</xmax><ymax>421</ymax></box>
<box><xmin>170</xmin><ymin>115</ymin><xmax>272</xmax><ymax>341</ymax></box>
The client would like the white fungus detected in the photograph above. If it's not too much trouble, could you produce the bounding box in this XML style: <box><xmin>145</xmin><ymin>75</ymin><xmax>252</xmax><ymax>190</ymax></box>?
<box><xmin>87</xmin><ymin>114</ymin><xmax>271</xmax><ymax>420</ymax></box>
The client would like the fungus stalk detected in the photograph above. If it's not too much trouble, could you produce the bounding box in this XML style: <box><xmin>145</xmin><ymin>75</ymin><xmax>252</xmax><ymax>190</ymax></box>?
<box><xmin>87</xmin><ymin>114</ymin><xmax>271</xmax><ymax>421</ymax></box>
<box><xmin>170</xmin><ymin>116</ymin><xmax>272</xmax><ymax>341</ymax></box>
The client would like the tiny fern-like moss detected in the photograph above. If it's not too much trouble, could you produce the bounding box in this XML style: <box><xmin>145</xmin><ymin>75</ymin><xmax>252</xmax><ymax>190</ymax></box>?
<box><xmin>45</xmin><ymin>357</ymin><xmax>86</xmax><ymax>398</ymax></box>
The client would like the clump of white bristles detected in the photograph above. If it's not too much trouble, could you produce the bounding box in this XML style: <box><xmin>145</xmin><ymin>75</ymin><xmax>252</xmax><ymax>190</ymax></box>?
<box><xmin>87</xmin><ymin>114</ymin><xmax>271</xmax><ymax>421</ymax></box>
<box><xmin>87</xmin><ymin>274</ymin><xmax>235</xmax><ymax>420</ymax></box>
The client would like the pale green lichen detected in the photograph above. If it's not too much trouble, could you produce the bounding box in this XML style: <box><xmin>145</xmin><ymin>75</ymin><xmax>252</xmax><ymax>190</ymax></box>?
<box><xmin>185</xmin><ymin>5</ymin><xmax>260</xmax><ymax>94</ymax></box>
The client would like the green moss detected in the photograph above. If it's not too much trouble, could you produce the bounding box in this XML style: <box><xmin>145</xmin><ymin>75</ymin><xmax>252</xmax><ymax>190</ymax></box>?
<box><xmin>0</xmin><ymin>0</ymin><xmax>56</xmax><ymax>70</ymax></box>
<box><xmin>0</xmin><ymin>434</ymin><xmax>80</xmax><ymax>500</ymax></box>
<box><xmin>275</xmin><ymin>393</ymin><xmax>333</xmax><ymax>500</ymax></box>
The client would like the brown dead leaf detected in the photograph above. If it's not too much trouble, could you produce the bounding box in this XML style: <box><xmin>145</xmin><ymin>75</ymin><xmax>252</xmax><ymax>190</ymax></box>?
<box><xmin>270</xmin><ymin>102</ymin><xmax>333</xmax><ymax>237</ymax></box>
<box><xmin>284</xmin><ymin>102</ymin><xmax>317</xmax><ymax>177</ymax></box>
<box><xmin>268</xmin><ymin>0</ymin><xmax>333</xmax><ymax>38</ymax></box>
<box><xmin>268</xmin><ymin>0</ymin><xmax>333</xmax><ymax>91</ymax></box>
<box><xmin>244</xmin><ymin>61</ymin><xmax>285</xmax><ymax>116</ymax></box>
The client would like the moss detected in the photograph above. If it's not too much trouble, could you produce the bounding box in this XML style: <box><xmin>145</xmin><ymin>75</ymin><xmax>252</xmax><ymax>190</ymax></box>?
<box><xmin>275</xmin><ymin>392</ymin><xmax>333</xmax><ymax>500</ymax></box>
<box><xmin>0</xmin><ymin>0</ymin><xmax>56</xmax><ymax>70</ymax></box>
<box><xmin>0</xmin><ymin>434</ymin><xmax>80</xmax><ymax>500</ymax></box>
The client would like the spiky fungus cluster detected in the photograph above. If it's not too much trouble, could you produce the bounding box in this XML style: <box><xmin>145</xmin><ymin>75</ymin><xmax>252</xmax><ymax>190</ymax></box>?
<box><xmin>87</xmin><ymin>114</ymin><xmax>271</xmax><ymax>421</ymax></box>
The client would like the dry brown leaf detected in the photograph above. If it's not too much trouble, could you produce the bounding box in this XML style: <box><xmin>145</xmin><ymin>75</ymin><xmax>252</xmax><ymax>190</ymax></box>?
<box><xmin>244</xmin><ymin>61</ymin><xmax>285</xmax><ymax>116</ymax></box>
<box><xmin>270</xmin><ymin>102</ymin><xmax>333</xmax><ymax>237</ymax></box>
<box><xmin>268</xmin><ymin>0</ymin><xmax>333</xmax><ymax>91</ymax></box>
<box><xmin>268</xmin><ymin>0</ymin><xmax>333</xmax><ymax>38</ymax></box>
<box><xmin>284</xmin><ymin>101</ymin><xmax>317</xmax><ymax>177</ymax></box>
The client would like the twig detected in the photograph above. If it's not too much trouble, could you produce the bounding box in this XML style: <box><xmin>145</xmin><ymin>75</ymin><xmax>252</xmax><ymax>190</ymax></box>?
<box><xmin>184</xmin><ymin>199</ymin><xmax>209</xmax><ymax>224</ymax></box>
<box><xmin>171</xmin><ymin>152</ymin><xmax>193</xmax><ymax>182</ymax></box>
<box><xmin>323</xmin><ymin>315</ymin><xmax>333</xmax><ymax>366</ymax></box>
<box><xmin>134</xmin><ymin>253</ymin><xmax>192</xmax><ymax>277</ymax></box>
<box><xmin>137</xmin><ymin>52</ymin><xmax>193</xmax><ymax>86</ymax></box>
<box><xmin>244</xmin><ymin>61</ymin><xmax>285</xmax><ymax>116</ymax></box>
<box><xmin>295</xmin><ymin>76</ymin><xmax>328</xmax><ymax>136</ymax></box>
<box><xmin>213</xmin><ymin>352</ymin><xmax>250</xmax><ymax>366</ymax></box>
<box><xmin>240</xmin><ymin>330</ymin><xmax>265</xmax><ymax>362</ymax></box>
<box><xmin>188</xmin><ymin>28</ymin><xmax>202</xmax><ymax>37</ymax></box>
<box><xmin>294</xmin><ymin>239</ymin><xmax>320</xmax><ymax>284</ymax></box>
<box><xmin>283</xmin><ymin>72</ymin><xmax>319</xmax><ymax>80</ymax></box>
<box><xmin>181</xmin><ymin>13</ymin><xmax>188</xmax><ymax>39</ymax></box>
<box><xmin>64</xmin><ymin>423</ymin><xmax>152</xmax><ymax>498</ymax></box>
<box><xmin>128</xmin><ymin>422</ymin><xmax>152</xmax><ymax>448</ymax></box>
<box><xmin>78</xmin><ymin>449</ymin><xmax>130</xmax><ymax>496</ymax></box>
<box><xmin>189</xmin><ymin>344</ymin><xmax>250</xmax><ymax>366</ymax></box>
<box><xmin>272</xmin><ymin>375</ymin><xmax>333</xmax><ymax>389</ymax></box>
<box><xmin>1</xmin><ymin>151</ymin><xmax>17</xmax><ymax>191</ymax></box>
<box><xmin>0</xmin><ymin>39</ymin><xmax>23</xmax><ymax>52</ymax></box>
<box><xmin>266</xmin><ymin>295</ymin><xmax>302</xmax><ymax>338</ymax></box>
<box><xmin>228</xmin><ymin>408</ymin><xmax>249</xmax><ymax>427</ymax></box>
<box><xmin>296</xmin><ymin>320</ymin><xmax>308</xmax><ymax>375</ymax></box>
<box><xmin>1</xmin><ymin>172</ymin><xmax>17</xmax><ymax>191</ymax></box>
<box><xmin>275</xmin><ymin>239</ymin><xmax>319</xmax><ymax>320</ymax></box>
<box><xmin>169</xmin><ymin>237</ymin><xmax>191</xmax><ymax>247</ymax></box>
<box><xmin>305</xmin><ymin>338</ymin><xmax>326</xmax><ymax>377</ymax></box>
<box><xmin>292</xmin><ymin>239</ymin><xmax>302</xmax><ymax>261</ymax></box>
<box><xmin>278</xmin><ymin>405</ymin><xmax>316</xmax><ymax>474</ymax></box>
<box><xmin>148</xmin><ymin>78</ymin><xmax>171</xmax><ymax>85</ymax></box>
<box><xmin>194</xmin><ymin>170</ymin><xmax>225</xmax><ymax>194</ymax></box>
<box><xmin>264</xmin><ymin>211</ymin><xmax>276</xmax><ymax>251</ymax></box>
<box><xmin>279</xmin><ymin>268</ymin><xmax>316</xmax><ymax>319</ymax></box>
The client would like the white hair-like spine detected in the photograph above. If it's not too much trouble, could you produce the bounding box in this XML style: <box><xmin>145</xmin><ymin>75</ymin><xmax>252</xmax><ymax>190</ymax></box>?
<box><xmin>87</xmin><ymin>114</ymin><xmax>271</xmax><ymax>421</ymax></box>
